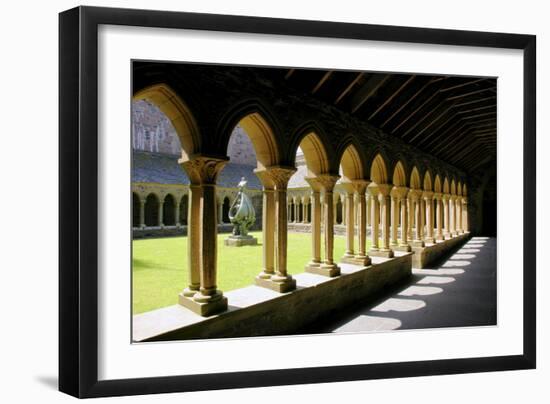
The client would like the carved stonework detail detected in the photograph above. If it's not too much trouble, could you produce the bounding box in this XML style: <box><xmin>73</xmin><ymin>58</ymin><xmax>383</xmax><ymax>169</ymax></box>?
<box><xmin>180</xmin><ymin>156</ymin><xmax>228</xmax><ymax>185</ymax></box>
<box><xmin>312</xmin><ymin>174</ymin><xmax>340</xmax><ymax>192</ymax></box>
<box><xmin>258</xmin><ymin>166</ymin><xmax>296</xmax><ymax>190</ymax></box>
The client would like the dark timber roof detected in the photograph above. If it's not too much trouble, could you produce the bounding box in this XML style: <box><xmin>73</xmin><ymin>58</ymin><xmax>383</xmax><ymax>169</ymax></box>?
<box><xmin>260</xmin><ymin>68</ymin><xmax>496</xmax><ymax>175</ymax></box>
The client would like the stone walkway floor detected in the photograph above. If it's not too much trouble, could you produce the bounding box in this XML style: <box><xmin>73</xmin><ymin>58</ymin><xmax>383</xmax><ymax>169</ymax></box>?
<box><xmin>305</xmin><ymin>237</ymin><xmax>497</xmax><ymax>334</ymax></box>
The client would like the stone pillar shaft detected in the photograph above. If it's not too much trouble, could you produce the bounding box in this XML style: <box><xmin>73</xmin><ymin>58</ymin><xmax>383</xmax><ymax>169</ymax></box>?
<box><xmin>324</xmin><ymin>190</ymin><xmax>336</xmax><ymax>265</ymax></box>
<box><xmin>436</xmin><ymin>197</ymin><xmax>443</xmax><ymax>240</ymax></box>
<box><xmin>175</xmin><ymin>201</ymin><xmax>181</xmax><ymax>226</ymax></box>
<box><xmin>345</xmin><ymin>191</ymin><xmax>355</xmax><ymax>256</ymax></box>
<box><xmin>370</xmin><ymin>192</ymin><xmax>380</xmax><ymax>250</ymax></box>
<box><xmin>139</xmin><ymin>199</ymin><xmax>145</xmax><ymax>228</ymax></box>
<box><xmin>390</xmin><ymin>196</ymin><xmax>399</xmax><ymax>247</ymax></box>
<box><xmin>261</xmin><ymin>188</ymin><xmax>275</xmax><ymax>277</ymax></box>
<box><xmin>399</xmin><ymin>197</ymin><xmax>408</xmax><ymax>246</ymax></box>
<box><xmin>310</xmin><ymin>191</ymin><xmax>322</xmax><ymax>264</ymax></box>
<box><xmin>158</xmin><ymin>199</ymin><xmax>164</xmax><ymax>226</ymax></box>
<box><xmin>357</xmin><ymin>189</ymin><xmax>368</xmax><ymax>257</ymax></box>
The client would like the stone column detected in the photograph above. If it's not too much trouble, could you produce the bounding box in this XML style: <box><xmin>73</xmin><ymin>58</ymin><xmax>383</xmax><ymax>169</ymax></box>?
<box><xmin>353</xmin><ymin>180</ymin><xmax>371</xmax><ymax>266</ymax></box>
<box><xmin>305</xmin><ymin>178</ymin><xmax>322</xmax><ymax>271</ymax></box>
<box><xmin>341</xmin><ymin>183</ymin><xmax>355</xmax><ymax>262</ymax></box>
<box><xmin>178</xmin><ymin>157</ymin><xmax>228</xmax><ymax>317</ymax></box>
<box><xmin>254</xmin><ymin>168</ymin><xmax>278</xmax><ymax>283</ymax></box>
<box><xmin>435</xmin><ymin>193</ymin><xmax>444</xmax><ymax>241</ymax></box>
<box><xmin>407</xmin><ymin>196</ymin><xmax>414</xmax><ymax>241</ymax></box>
<box><xmin>158</xmin><ymin>197</ymin><xmax>164</xmax><ymax>227</ymax></box>
<box><xmin>139</xmin><ymin>198</ymin><xmax>145</xmax><ymax>228</ymax></box>
<box><xmin>456</xmin><ymin>197</ymin><xmax>463</xmax><ymax>234</ymax></box>
<box><xmin>256</xmin><ymin>167</ymin><xmax>297</xmax><ymax>292</ymax></box>
<box><xmin>410</xmin><ymin>190</ymin><xmax>425</xmax><ymax>247</ymax></box>
<box><xmin>175</xmin><ymin>199</ymin><xmax>181</xmax><ymax>227</ymax></box>
<box><xmin>368</xmin><ymin>184</ymin><xmax>380</xmax><ymax>254</ymax></box>
<box><xmin>333</xmin><ymin>196</ymin><xmax>338</xmax><ymax>225</ymax></box>
<box><xmin>393</xmin><ymin>187</ymin><xmax>410</xmax><ymax>252</ymax></box>
<box><xmin>366</xmin><ymin>193</ymin><xmax>371</xmax><ymax>227</ymax></box>
<box><xmin>419</xmin><ymin>197</ymin><xmax>425</xmax><ymax>241</ymax></box>
<box><xmin>217</xmin><ymin>200</ymin><xmax>223</xmax><ymax>224</ymax></box>
<box><xmin>423</xmin><ymin>191</ymin><xmax>434</xmax><ymax>244</ymax></box>
<box><xmin>315</xmin><ymin>175</ymin><xmax>341</xmax><ymax>277</ymax></box>
<box><xmin>442</xmin><ymin>194</ymin><xmax>451</xmax><ymax>239</ymax></box>
<box><xmin>390</xmin><ymin>192</ymin><xmax>399</xmax><ymax>248</ymax></box>
<box><xmin>450</xmin><ymin>195</ymin><xmax>456</xmax><ymax>236</ymax></box>
<box><xmin>463</xmin><ymin>198</ymin><xmax>469</xmax><ymax>232</ymax></box>
<box><xmin>377</xmin><ymin>184</ymin><xmax>394</xmax><ymax>258</ymax></box>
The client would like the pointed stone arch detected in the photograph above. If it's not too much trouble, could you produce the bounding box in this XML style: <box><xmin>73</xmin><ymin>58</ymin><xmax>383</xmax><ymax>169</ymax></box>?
<box><xmin>340</xmin><ymin>144</ymin><xmax>365</xmax><ymax>181</ymax></box>
<box><xmin>410</xmin><ymin>166</ymin><xmax>421</xmax><ymax>190</ymax></box>
<box><xmin>297</xmin><ymin>132</ymin><xmax>330</xmax><ymax>176</ymax></box>
<box><xmin>392</xmin><ymin>161</ymin><xmax>407</xmax><ymax>186</ymax></box>
<box><xmin>370</xmin><ymin>153</ymin><xmax>388</xmax><ymax>184</ymax></box>
<box><xmin>133</xmin><ymin>83</ymin><xmax>200</xmax><ymax>161</ymax></box>
<box><xmin>451</xmin><ymin>179</ymin><xmax>457</xmax><ymax>195</ymax></box>
<box><xmin>443</xmin><ymin>177</ymin><xmax>450</xmax><ymax>194</ymax></box>
<box><xmin>463</xmin><ymin>183</ymin><xmax>468</xmax><ymax>196</ymax></box>
<box><xmin>423</xmin><ymin>170</ymin><xmax>433</xmax><ymax>191</ymax></box>
<box><xmin>434</xmin><ymin>175</ymin><xmax>442</xmax><ymax>193</ymax></box>
<box><xmin>457</xmin><ymin>181</ymin><xmax>463</xmax><ymax>196</ymax></box>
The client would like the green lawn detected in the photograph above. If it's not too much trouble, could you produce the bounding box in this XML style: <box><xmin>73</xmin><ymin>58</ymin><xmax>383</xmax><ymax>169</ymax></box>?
<box><xmin>133</xmin><ymin>231</ymin><xmax>369</xmax><ymax>314</ymax></box>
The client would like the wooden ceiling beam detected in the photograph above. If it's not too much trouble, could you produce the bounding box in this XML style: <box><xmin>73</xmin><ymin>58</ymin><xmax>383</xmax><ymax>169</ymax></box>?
<box><xmin>430</xmin><ymin>123</ymin><xmax>471</xmax><ymax>154</ymax></box>
<box><xmin>334</xmin><ymin>72</ymin><xmax>364</xmax><ymax>105</ymax></box>
<box><xmin>455</xmin><ymin>95</ymin><xmax>496</xmax><ymax>108</ymax></box>
<box><xmin>351</xmin><ymin>74</ymin><xmax>390</xmax><ymax>113</ymax></box>
<box><xmin>380</xmin><ymin>78</ymin><xmax>437</xmax><ymax>128</ymax></box>
<box><xmin>408</xmin><ymin>104</ymin><xmax>457</xmax><ymax>142</ymax></box>
<box><xmin>457</xmin><ymin>104</ymin><xmax>496</xmax><ymax>114</ymax></box>
<box><xmin>311</xmin><ymin>70</ymin><xmax>333</xmax><ymax>94</ymax></box>
<box><xmin>460</xmin><ymin>111</ymin><xmax>497</xmax><ymax>120</ymax></box>
<box><xmin>368</xmin><ymin>75</ymin><xmax>416</xmax><ymax>121</ymax></box>
<box><xmin>439</xmin><ymin>78</ymin><xmax>487</xmax><ymax>92</ymax></box>
<box><xmin>391</xmin><ymin>87</ymin><xmax>441</xmax><ymax>134</ymax></box>
<box><xmin>446</xmin><ymin>87</ymin><xmax>496</xmax><ymax>101</ymax></box>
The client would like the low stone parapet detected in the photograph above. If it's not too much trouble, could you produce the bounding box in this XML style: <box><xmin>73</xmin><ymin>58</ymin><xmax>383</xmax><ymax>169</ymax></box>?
<box><xmin>411</xmin><ymin>232</ymin><xmax>470</xmax><ymax>268</ymax></box>
<box><xmin>133</xmin><ymin>252</ymin><xmax>413</xmax><ymax>342</ymax></box>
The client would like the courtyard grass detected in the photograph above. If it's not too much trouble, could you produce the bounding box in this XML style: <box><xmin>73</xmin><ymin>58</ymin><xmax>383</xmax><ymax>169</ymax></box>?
<box><xmin>133</xmin><ymin>231</ymin><xmax>369</xmax><ymax>314</ymax></box>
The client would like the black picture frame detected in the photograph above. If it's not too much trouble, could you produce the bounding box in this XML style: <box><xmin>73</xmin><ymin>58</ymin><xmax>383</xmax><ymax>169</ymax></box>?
<box><xmin>59</xmin><ymin>5</ymin><xmax>536</xmax><ymax>398</ymax></box>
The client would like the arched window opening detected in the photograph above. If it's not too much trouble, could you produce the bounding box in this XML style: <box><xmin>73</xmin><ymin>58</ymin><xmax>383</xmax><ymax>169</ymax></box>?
<box><xmin>163</xmin><ymin>194</ymin><xmax>175</xmax><ymax>226</ymax></box>
<box><xmin>144</xmin><ymin>194</ymin><xmax>159</xmax><ymax>227</ymax></box>
<box><xmin>132</xmin><ymin>193</ymin><xmax>141</xmax><ymax>227</ymax></box>
<box><xmin>222</xmin><ymin>197</ymin><xmax>231</xmax><ymax>223</ymax></box>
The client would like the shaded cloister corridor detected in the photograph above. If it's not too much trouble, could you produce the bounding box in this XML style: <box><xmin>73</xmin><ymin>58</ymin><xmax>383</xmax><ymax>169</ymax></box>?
<box><xmin>306</xmin><ymin>237</ymin><xmax>496</xmax><ymax>333</ymax></box>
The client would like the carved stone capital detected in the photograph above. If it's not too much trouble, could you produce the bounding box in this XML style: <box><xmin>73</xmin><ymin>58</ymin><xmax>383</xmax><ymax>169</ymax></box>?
<box><xmin>390</xmin><ymin>186</ymin><xmax>409</xmax><ymax>199</ymax></box>
<box><xmin>307</xmin><ymin>174</ymin><xmax>340</xmax><ymax>193</ymax></box>
<box><xmin>352</xmin><ymin>179</ymin><xmax>370</xmax><ymax>195</ymax></box>
<box><xmin>408</xmin><ymin>189</ymin><xmax>422</xmax><ymax>200</ymax></box>
<box><xmin>180</xmin><ymin>155</ymin><xmax>228</xmax><ymax>185</ymax></box>
<box><xmin>256</xmin><ymin>166</ymin><xmax>296</xmax><ymax>190</ymax></box>
<box><xmin>422</xmin><ymin>190</ymin><xmax>434</xmax><ymax>200</ymax></box>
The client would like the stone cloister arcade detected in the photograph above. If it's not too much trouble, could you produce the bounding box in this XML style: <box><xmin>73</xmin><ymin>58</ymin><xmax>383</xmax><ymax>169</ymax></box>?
<box><xmin>132</xmin><ymin>62</ymin><xmax>473</xmax><ymax>322</ymax></box>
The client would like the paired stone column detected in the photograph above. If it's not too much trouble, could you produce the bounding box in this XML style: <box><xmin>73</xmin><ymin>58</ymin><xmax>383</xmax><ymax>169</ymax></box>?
<box><xmin>423</xmin><ymin>191</ymin><xmax>434</xmax><ymax>244</ymax></box>
<box><xmin>254</xmin><ymin>169</ymin><xmax>277</xmax><ymax>281</ymax></box>
<box><xmin>366</xmin><ymin>193</ymin><xmax>371</xmax><ymax>227</ymax></box>
<box><xmin>341</xmin><ymin>182</ymin><xmax>356</xmax><ymax>262</ymax></box>
<box><xmin>255</xmin><ymin>167</ymin><xmax>297</xmax><ymax>292</ymax></box>
<box><xmin>393</xmin><ymin>187</ymin><xmax>411</xmax><ymax>252</ymax></box>
<box><xmin>407</xmin><ymin>196</ymin><xmax>414</xmax><ymax>241</ymax></box>
<box><xmin>139</xmin><ymin>198</ymin><xmax>145</xmax><ymax>228</ymax></box>
<box><xmin>456</xmin><ymin>196</ymin><xmax>464</xmax><ymax>234</ymax></box>
<box><xmin>410</xmin><ymin>190</ymin><xmax>425</xmax><ymax>247</ymax></box>
<box><xmin>442</xmin><ymin>194</ymin><xmax>451</xmax><ymax>239</ymax></box>
<box><xmin>462</xmin><ymin>197</ymin><xmax>469</xmax><ymax>232</ymax></box>
<box><xmin>353</xmin><ymin>180</ymin><xmax>371</xmax><ymax>266</ymax></box>
<box><xmin>434</xmin><ymin>193</ymin><xmax>444</xmax><ymax>241</ymax></box>
<box><xmin>306</xmin><ymin>174</ymin><xmax>340</xmax><ymax>277</ymax></box>
<box><xmin>368</xmin><ymin>184</ymin><xmax>380</xmax><ymax>255</ymax></box>
<box><xmin>305</xmin><ymin>179</ymin><xmax>322</xmax><ymax>272</ymax></box>
<box><xmin>449</xmin><ymin>195</ymin><xmax>457</xmax><ymax>236</ymax></box>
<box><xmin>178</xmin><ymin>156</ymin><xmax>228</xmax><ymax>316</ymax></box>
<box><xmin>389</xmin><ymin>191</ymin><xmax>399</xmax><ymax>248</ymax></box>
<box><xmin>316</xmin><ymin>175</ymin><xmax>341</xmax><ymax>276</ymax></box>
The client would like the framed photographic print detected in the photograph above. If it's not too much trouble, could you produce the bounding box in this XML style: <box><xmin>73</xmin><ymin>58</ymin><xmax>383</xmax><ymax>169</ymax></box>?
<box><xmin>59</xmin><ymin>5</ymin><xmax>536</xmax><ymax>398</ymax></box>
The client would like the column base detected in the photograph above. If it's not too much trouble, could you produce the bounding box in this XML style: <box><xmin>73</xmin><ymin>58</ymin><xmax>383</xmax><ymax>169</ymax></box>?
<box><xmin>255</xmin><ymin>275</ymin><xmax>296</xmax><ymax>293</ymax></box>
<box><xmin>353</xmin><ymin>254</ymin><xmax>372</xmax><ymax>267</ymax></box>
<box><xmin>256</xmin><ymin>270</ymin><xmax>274</xmax><ymax>280</ymax></box>
<box><xmin>424</xmin><ymin>237</ymin><xmax>435</xmax><ymax>245</ymax></box>
<box><xmin>304</xmin><ymin>260</ymin><xmax>322</xmax><ymax>271</ymax></box>
<box><xmin>394</xmin><ymin>244</ymin><xmax>411</xmax><ymax>252</ymax></box>
<box><xmin>369</xmin><ymin>248</ymin><xmax>394</xmax><ymax>258</ymax></box>
<box><xmin>306</xmin><ymin>263</ymin><xmax>341</xmax><ymax>277</ymax></box>
<box><xmin>443</xmin><ymin>232</ymin><xmax>451</xmax><ymax>239</ymax></box>
<box><xmin>178</xmin><ymin>292</ymin><xmax>228</xmax><ymax>317</ymax></box>
<box><xmin>435</xmin><ymin>234</ymin><xmax>444</xmax><ymax>241</ymax></box>
<box><xmin>411</xmin><ymin>240</ymin><xmax>425</xmax><ymax>247</ymax></box>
